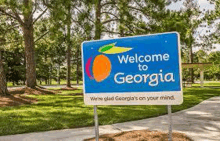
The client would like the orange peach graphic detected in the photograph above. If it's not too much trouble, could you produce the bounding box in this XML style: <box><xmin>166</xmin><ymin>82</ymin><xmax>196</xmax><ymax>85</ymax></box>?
<box><xmin>92</xmin><ymin>55</ymin><xmax>111</xmax><ymax>82</ymax></box>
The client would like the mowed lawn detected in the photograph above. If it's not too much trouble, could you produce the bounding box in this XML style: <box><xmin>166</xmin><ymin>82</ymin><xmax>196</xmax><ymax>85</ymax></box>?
<box><xmin>0</xmin><ymin>85</ymin><xmax>220</xmax><ymax>136</ymax></box>
<box><xmin>192</xmin><ymin>81</ymin><xmax>220</xmax><ymax>87</ymax></box>
<box><xmin>7</xmin><ymin>80</ymin><xmax>83</xmax><ymax>87</ymax></box>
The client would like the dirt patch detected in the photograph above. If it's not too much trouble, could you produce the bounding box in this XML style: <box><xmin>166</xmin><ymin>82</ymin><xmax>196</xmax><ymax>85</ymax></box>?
<box><xmin>60</xmin><ymin>93</ymin><xmax>83</xmax><ymax>96</ymax></box>
<box><xmin>0</xmin><ymin>87</ymin><xmax>56</xmax><ymax>107</ymax></box>
<box><xmin>24</xmin><ymin>86</ymin><xmax>56</xmax><ymax>95</ymax></box>
<box><xmin>84</xmin><ymin>130</ymin><xmax>193</xmax><ymax>141</ymax></box>
<box><xmin>60</xmin><ymin>87</ymin><xmax>78</xmax><ymax>91</ymax></box>
<box><xmin>51</xmin><ymin>87</ymin><xmax>82</xmax><ymax>95</ymax></box>
<box><xmin>0</xmin><ymin>93</ymin><xmax>37</xmax><ymax>107</ymax></box>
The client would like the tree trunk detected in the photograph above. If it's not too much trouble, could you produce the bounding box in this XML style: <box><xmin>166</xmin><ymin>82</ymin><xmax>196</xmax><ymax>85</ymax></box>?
<box><xmin>57</xmin><ymin>64</ymin><xmax>60</xmax><ymax>85</ymax></box>
<box><xmin>49</xmin><ymin>64</ymin><xmax>52</xmax><ymax>85</ymax></box>
<box><xmin>118</xmin><ymin>1</ymin><xmax>125</xmax><ymax>37</ymax></box>
<box><xmin>22</xmin><ymin>0</ymin><xmax>36</xmax><ymax>88</ymax></box>
<box><xmin>189</xmin><ymin>45</ymin><xmax>194</xmax><ymax>84</ymax></box>
<box><xmin>23</xmin><ymin>24</ymin><xmax>36</xmax><ymax>88</ymax></box>
<box><xmin>76</xmin><ymin>45</ymin><xmax>80</xmax><ymax>85</ymax></box>
<box><xmin>94</xmin><ymin>0</ymin><xmax>101</xmax><ymax>40</ymax></box>
<box><xmin>66</xmin><ymin>4</ymin><xmax>71</xmax><ymax>87</ymax></box>
<box><xmin>0</xmin><ymin>51</ymin><xmax>9</xmax><ymax>96</ymax></box>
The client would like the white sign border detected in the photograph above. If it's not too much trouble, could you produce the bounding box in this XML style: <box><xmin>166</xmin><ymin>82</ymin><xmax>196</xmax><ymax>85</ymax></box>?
<box><xmin>84</xmin><ymin>91</ymin><xmax>183</xmax><ymax>105</ymax></box>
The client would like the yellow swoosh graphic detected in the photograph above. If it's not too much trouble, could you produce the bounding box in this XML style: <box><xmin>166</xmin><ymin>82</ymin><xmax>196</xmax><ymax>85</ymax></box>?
<box><xmin>103</xmin><ymin>46</ymin><xmax>132</xmax><ymax>54</ymax></box>
<box><xmin>98</xmin><ymin>43</ymin><xmax>132</xmax><ymax>54</ymax></box>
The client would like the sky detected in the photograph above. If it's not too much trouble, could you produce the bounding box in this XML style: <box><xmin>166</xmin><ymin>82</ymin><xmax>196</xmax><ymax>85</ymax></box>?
<box><xmin>167</xmin><ymin>0</ymin><xmax>215</xmax><ymax>11</ymax></box>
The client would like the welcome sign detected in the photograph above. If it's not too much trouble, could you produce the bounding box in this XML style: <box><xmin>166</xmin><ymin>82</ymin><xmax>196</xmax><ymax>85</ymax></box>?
<box><xmin>81</xmin><ymin>32</ymin><xmax>183</xmax><ymax>105</ymax></box>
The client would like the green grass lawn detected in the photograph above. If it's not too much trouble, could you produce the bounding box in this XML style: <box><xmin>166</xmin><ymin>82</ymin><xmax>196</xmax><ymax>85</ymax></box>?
<box><xmin>0</xmin><ymin>87</ymin><xmax>220</xmax><ymax>136</ymax></box>
<box><xmin>7</xmin><ymin>80</ymin><xmax>83</xmax><ymax>87</ymax></box>
<box><xmin>37</xmin><ymin>80</ymin><xmax>83</xmax><ymax>85</ymax></box>
<box><xmin>8</xmin><ymin>80</ymin><xmax>219</xmax><ymax>87</ymax></box>
<box><xmin>192</xmin><ymin>81</ymin><xmax>220</xmax><ymax>87</ymax></box>
<box><xmin>7</xmin><ymin>82</ymin><xmax>22</xmax><ymax>87</ymax></box>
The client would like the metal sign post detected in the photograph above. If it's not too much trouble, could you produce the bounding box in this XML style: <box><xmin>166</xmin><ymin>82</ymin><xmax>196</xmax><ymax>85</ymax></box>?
<box><xmin>94</xmin><ymin>105</ymin><xmax>99</xmax><ymax>141</ymax></box>
<box><xmin>167</xmin><ymin>105</ymin><xmax>172</xmax><ymax>141</ymax></box>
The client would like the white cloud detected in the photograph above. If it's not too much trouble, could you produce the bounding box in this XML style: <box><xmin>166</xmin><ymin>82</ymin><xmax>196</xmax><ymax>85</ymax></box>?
<box><xmin>167</xmin><ymin>0</ymin><xmax>215</xmax><ymax>11</ymax></box>
<box><xmin>198</xmin><ymin>0</ymin><xmax>215</xmax><ymax>11</ymax></box>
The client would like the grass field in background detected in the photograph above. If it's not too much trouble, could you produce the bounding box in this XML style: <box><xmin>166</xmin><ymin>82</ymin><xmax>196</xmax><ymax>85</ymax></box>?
<box><xmin>7</xmin><ymin>80</ymin><xmax>83</xmax><ymax>87</ymax></box>
<box><xmin>8</xmin><ymin>80</ymin><xmax>220</xmax><ymax>87</ymax></box>
<box><xmin>0</xmin><ymin>86</ymin><xmax>220</xmax><ymax>136</ymax></box>
<box><xmin>38</xmin><ymin>80</ymin><xmax>83</xmax><ymax>85</ymax></box>
<box><xmin>192</xmin><ymin>81</ymin><xmax>220</xmax><ymax>87</ymax></box>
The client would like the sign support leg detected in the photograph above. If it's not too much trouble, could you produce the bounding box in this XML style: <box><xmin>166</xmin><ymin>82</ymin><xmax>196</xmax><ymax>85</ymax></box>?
<box><xmin>200</xmin><ymin>67</ymin><xmax>204</xmax><ymax>87</ymax></box>
<box><xmin>168</xmin><ymin>105</ymin><xmax>172</xmax><ymax>141</ymax></box>
<box><xmin>94</xmin><ymin>105</ymin><xmax>99</xmax><ymax>141</ymax></box>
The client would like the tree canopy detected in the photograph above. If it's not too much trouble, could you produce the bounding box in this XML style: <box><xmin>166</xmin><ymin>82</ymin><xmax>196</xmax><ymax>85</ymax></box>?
<box><xmin>0</xmin><ymin>0</ymin><xmax>219</xmax><ymax>94</ymax></box>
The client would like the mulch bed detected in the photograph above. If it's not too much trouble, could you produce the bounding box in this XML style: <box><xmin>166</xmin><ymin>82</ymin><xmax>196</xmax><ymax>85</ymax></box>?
<box><xmin>51</xmin><ymin>87</ymin><xmax>82</xmax><ymax>95</ymax></box>
<box><xmin>0</xmin><ymin>89</ymin><xmax>36</xmax><ymax>107</ymax></box>
<box><xmin>84</xmin><ymin>130</ymin><xmax>193</xmax><ymax>141</ymax></box>
<box><xmin>60</xmin><ymin>87</ymin><xmax>78</xmax><ymax>91</ymax></box>
<box><xmin>0</xmin><ymin>86</ymin><xmax>56</xmax><ymax>107</ymax></box>
<box><xmin>0</xmin><ymin>86</ymin><xmax>82</xmax><ymax>107</ymax></box>
<box><xmin>60</xmin><ymin>93</ymin><xmax>83</xmax><ymax>96</ymax></box>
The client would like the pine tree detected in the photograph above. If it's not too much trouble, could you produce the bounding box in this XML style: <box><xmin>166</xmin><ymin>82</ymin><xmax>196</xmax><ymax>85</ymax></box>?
<box><xmin>0</xmin><ymin>0</ymin><xmax>48</xmax><ymax>88</ymax></box>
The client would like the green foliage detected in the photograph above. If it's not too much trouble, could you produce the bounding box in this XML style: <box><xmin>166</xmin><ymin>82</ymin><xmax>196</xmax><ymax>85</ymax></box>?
<box><xmin>204</xmin><ymin>51</ymin><xmax>220</xmax><ymax>80</ymax></box>
<box><xmin>182</xmin><ymin>50</ymin><xmax>220</xmax><ymax>81</ymax></box>
<box><xmin>0</xmin><ymin>0</ymin><xmax>220</xmax><ymax>85</ymax></box>
<box><xmin>194</xmin><ymin>50</ymin><xmax>208</xmax><ymax>63</ymax></box>
<box><xmin>4</xmin><ymin>48</ymin><xmax>25</xmax><ymax>84</ymax></box>
<box><xmin>0</xmin><ymin>14</ymin><xmax>25</xmax><ymax>85</ymax></box>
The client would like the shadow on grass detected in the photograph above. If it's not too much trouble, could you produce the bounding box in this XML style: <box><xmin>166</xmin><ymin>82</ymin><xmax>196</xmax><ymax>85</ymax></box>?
<box><xmin>0</xmin><ymin>111</ymin><xmax>93</xmax><ymax>136</ymax></box>
<box><xmin>0</xmin><ymin>94</ymin><xmax>36</xmax><ymax>107</ymax></box>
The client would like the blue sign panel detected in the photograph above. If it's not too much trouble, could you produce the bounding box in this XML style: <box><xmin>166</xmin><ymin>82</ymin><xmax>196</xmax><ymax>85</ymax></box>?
<box><xmin>82</xmin><ymin>32</ymin><xmax>183</xmax><ymax>105</ymax></box>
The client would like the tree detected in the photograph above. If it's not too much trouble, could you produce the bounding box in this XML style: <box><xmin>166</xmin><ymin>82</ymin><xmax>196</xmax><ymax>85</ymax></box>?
<box><xmin>46</xmin><ymin>0</ymin><xmax>81</xmax><ymax>87</ymax></box>
<box><xmin>163</xmin><ymin>0</ymin><xmax>205</xmax><ymax>83</ymax></box>
<box><xmin>71</xmin><ymin>35</ymin><xmax>83</xmax><ymax>85</ymax></box>
<box><xmin>0</xmin><ymin>36</ymin><xmax>8</xmax><ymax>95</ymax></box>
<box><xmin>32</xmin><ymin>16</ymin><xmax>66</xmax><ymax>85</ymax></box>
<box><xmin>195</xmin><ymin>50</ymin><xmax>208</xmax><ymax>63</ymax></box>
<box><xmin>5</xmin><ymin>47</ymin><xmax>25</xmax><ymax>85</ymax></box>
<box><xmin>80</xmin><ymin>0</ymin><xmax>132</xmax><ymax>39</ymax></box>
<box><xmin>0</xmin><ymin>15</ymin><xmax>21</xmax><ymax>95</ymax></box>
<box><xmin>0</xmin><ymin>0</ymin><xmax>48</xmax><ymax>88</ymax></box>
<box><xmin>206</xmin><ymin>51</ymin><xmax>220</xmax><ymax>80</ymax></box>
<box><xmin>0</xmin><ymin>51</ymin><xmax>8</xmax><ymax>96</ymax></box>
<box><xmin>0</xmin><ymin>16</ymin><xmax>8</xmax><ymax>95</ymax></box>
